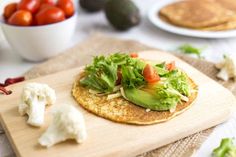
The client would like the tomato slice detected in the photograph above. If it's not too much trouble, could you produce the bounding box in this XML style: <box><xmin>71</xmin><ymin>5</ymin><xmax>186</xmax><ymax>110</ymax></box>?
<box><xmin>166</xmin><ymin>61</ymin><xmax>175</xmax><ymax>71</ymax></box>
<box><xmin>143</xmin><ymin>64</ymin><xmax>160</xmax><ymax>83</ymax></box>
<box><xmin>130</xmin><ymin>53</ymin><xmax>138</xmax><ymax>58</ymax></box>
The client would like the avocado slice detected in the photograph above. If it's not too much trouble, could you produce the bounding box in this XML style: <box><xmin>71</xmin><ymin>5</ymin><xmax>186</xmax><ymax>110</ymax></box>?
<box><xmin>124</xmin><ymin>88</ymin><xmax>177</xmax><ymax>111</ymax></box>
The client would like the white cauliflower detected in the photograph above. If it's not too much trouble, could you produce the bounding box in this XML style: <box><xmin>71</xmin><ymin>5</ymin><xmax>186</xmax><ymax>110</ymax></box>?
<box><xmin>38</xmin><ymin>104</ymin><xmax>87</xmax><ymax>148</ymax></box>
<box><xmin>216</xmin><ymin>54</ymin><xmax>236</xmax><ymax>81</ymax></box>
<box><xmin>19</xmin><ymin>83</ymin><xmax>56</xmax><ymax>127</ymax></box>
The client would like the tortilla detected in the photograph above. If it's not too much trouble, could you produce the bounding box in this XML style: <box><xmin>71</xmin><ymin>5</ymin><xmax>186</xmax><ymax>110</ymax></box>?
<box><xmin>214</xmin><ymin>0</ymin><xmax>236</xmax><ymax>13</ymax></box>
<box><xmin>200</xmin><ymin>0</ymin><xmax>236</xmax><ymax>31</ymax></box>
<box><xmin>200</xmin><ymin>18</ymin><xmax>236</xmax><ymax>31</ymax></box>
<box><xmin>72</xmin><ymin>70</ymin><xmax>198</xmax><ymax>125</ymax></box>
<box><xmin>159</xmin><ymin>0</ymin><xmax>235</xmax><ymax>29</ymax></box>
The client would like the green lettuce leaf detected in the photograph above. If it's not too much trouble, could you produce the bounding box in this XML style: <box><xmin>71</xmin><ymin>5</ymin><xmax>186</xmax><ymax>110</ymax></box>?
<box><xmin>80</xmin><ymin>55</ymin><xmax>118</xmax><ymax>93</ymax></box>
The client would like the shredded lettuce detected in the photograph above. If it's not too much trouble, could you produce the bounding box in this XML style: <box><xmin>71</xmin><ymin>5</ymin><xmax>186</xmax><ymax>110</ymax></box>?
<box><xmin>80</xmin><ymin>55</ymin><xmax>118</xmax><ymax>93</ymax></box>
<box><xmin>164</xmin><ymin>69</ymin><xmax>190</xmax><ymax>96</ymax></box>
<box><xmin>80</xmin><ymin>53</ymin><xmax>146</xmax><ymax>93</ymax></box>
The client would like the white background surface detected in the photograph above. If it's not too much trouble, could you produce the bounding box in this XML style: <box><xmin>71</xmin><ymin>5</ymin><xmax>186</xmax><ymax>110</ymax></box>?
<box><xmin>1</xmin><ymin>0</ymin><xmax>236</xmax><ymax>156</ymax></box>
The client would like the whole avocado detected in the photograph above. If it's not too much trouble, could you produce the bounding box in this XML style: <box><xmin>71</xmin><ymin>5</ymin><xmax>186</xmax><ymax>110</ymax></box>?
<box><xmin>105</xmin><ymin>0</ymin><xmax>141</xmax><ymax>30</ymax></box>
<box><xmin>80</xmin><ymin>0</ymin><xmax>107</xmax><ymax>12</ymax></box>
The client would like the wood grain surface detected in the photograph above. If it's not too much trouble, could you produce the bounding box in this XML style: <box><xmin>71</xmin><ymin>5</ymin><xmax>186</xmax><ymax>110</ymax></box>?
<box><xmin>0</xmin><ymin>50</ymin><xmax>235</xmax><ymax>157</ymax></box>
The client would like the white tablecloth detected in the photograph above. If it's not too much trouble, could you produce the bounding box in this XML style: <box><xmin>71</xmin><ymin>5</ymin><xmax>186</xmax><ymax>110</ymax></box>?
<box><xmin>1</xmin><ymin>0</ymin><xmax>236</xmax><ymax>156</ymax></box>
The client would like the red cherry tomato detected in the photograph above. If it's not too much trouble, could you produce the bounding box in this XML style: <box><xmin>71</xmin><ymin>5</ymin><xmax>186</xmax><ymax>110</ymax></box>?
<box><xmin>143</xmin><ymin>64</ymin><xmax>160</xmax><ymax>83</ymax></box>
<box><xmin>166</xmin><ymin>61</ymin><xmax>176</xmax><ymax>71</ymax></box>
<box><xmin>8</xmin><ymin>10</ymin><xmax>32</xmax><ymax>26</ymax></box>
<box><xmin>41</xmin><ymin>0</ymin><xmax>55</xmax><ymax>5</ymax></box>
<box><xmin>18</xmin><ymin>0</ymin><xmax>41</xmax><ymax>14</ymax></box>
<box><xmin>130</xmin><ymin>53</ymin><xmax>138</xmax><ymax>58</ymax></box>
<box><xmin>39</xmin><ymin>3</ymin><xmax>54</xmax><ymax>11</ymax></box>
<box><xmin>36</xmin><ymin>6</ymin><xmax>65</xmax><ymax>25</ymax></box>
<box><xmin>57</xmin><ymin>0</ymin><xmax>74</xmax><ymax>17</ymax></box>
<box><xmin>3</xmin><ymin>3</ymin><xmax>17</xmax><ymax>20</ymax></box>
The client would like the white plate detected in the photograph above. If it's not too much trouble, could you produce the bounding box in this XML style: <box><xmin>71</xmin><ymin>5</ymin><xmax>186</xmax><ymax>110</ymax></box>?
<box><xmin>148</xmin><ymin>0</ymin><xmax>236</xmax><ymax>38</ymax></box>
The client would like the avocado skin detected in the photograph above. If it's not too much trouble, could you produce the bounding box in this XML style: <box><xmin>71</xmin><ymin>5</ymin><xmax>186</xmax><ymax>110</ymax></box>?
<box><xmin>105</xmin><ymin>0</ymin><xmax>141</xmax><ymax>30</ymax></box>
<box><xmin>124</xmin><ymin>88</ymin><xmax>175</xmax><ymax>111</ymax></box>
<box><xmin>80</xmin><ymin>0</ymin><xmax>107</xmax><ymax>12</ymax></box>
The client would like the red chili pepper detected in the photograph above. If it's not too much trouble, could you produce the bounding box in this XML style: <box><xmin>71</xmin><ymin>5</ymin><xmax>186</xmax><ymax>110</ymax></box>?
<box><xmin>0</xmin><ymin>86</ymin><xmax>12</xmax><ymax>95</ymax></box>
<box><xmin>0</xmin><ymin>76</ymin><xmax>25</xmax><ymax>95</ymax></box>
<box><xmin>4</xmin><ymin>77</ymin><xmax>25</xmax><ymax>86</ymax></box>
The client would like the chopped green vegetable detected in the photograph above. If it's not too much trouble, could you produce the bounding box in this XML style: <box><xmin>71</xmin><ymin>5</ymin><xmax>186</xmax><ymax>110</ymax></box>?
<box><xmin>80</xmin><ymin>55</ymin><xmax>118</xmax><ymax>93</ymax></box>
<box><xmin>164</xmin><ymin>70</ymin><xmax>191</xmax><ymax>96</ymax></box>
<box><xmin>121</xmin><ymin>65</ymin><xmax>145</xmax><ymax>89</ymax></box>
<box><xmin>80</xmin><ymin>53</ymin><xmax>146</xmax><ymax>93</ymax></box>
<box><xmin>178</xmin><ymin>44</ymin><xmax>203</xmax><ymax>58</ymax></box>
<box><xmin>212</xmin><ymin>138</ymin><xmax>236</xmax><ymax>157</ymax></box>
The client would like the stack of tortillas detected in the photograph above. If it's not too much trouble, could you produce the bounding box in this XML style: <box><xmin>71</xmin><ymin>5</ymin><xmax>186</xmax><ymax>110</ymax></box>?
<box><xmin>159</xmin><ymin>0</ymin><xmax>236</xmax><ymax>31</ymax></box>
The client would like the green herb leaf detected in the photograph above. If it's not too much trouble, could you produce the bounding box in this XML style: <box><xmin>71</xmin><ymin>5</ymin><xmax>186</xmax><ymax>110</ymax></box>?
<box><xmin>178</xmin><ymin>44</ymin><xmax>203</xmax><ymax>58</ymax></box>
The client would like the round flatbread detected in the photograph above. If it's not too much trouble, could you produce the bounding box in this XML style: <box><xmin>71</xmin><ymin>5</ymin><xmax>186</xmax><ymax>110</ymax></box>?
<box><xmin>72</xmin><ymin>71</ymin><xmax>198</xmax><ymax>125</ymax></box>
<box><xmin>159</xmin><ymin>0</ymin><xmax>235</xmax><ymax>29</ymax></box>
<box><xmin>200</xmin><ymin>0</ymin><xmax>236</xmax><ymax>31</ymax></box>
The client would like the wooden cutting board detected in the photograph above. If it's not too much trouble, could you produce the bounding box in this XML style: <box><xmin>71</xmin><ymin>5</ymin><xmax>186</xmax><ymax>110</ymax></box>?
<box><xmin>0</xmin><ymin>50</ymin><xmax>235</xmax><ymax>157</ymax></box>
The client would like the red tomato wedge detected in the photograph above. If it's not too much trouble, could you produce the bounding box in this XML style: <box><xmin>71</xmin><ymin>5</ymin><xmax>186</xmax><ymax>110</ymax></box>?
<box><xmin>130</xmin><ymin>53</ymin><xmax>138</xmax><ymax>58</ymax></box>
<box><xmin>143</xmin><ymin>64</ymin><xmax>160</xmax><ymax>83</ymax></box>
<box><xmin>166</xmin><ymin>61</ymin><xmax>176</xmax><ymax>71</ymax></box>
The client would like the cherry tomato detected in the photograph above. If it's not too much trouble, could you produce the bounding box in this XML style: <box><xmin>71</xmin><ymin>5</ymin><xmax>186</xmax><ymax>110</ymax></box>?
<box><xmin>18</xmin><ymin>0</ymin><xmax>41</xmax><ymax>14</ymax></box>
<box><xmin>57</xmin><ymin>0</ymin><xmax>74</xmax><ymax>17</ymax></box>
<box><xmin>143</xmin><ymin>64</ymin><xmax>160</xmax><ymax>83</ymax></box>
<box><xmin>41</xmin><ymin>0</ymin><xmax>55</xmax><ymax>5</ymax></box>
<box><xmin>166</xmin><ymin>61</ymin><xmax>175</xmax><ymax>71</ymax></box>
<box><xmin>8</xmin><ymin>10</ymin><xmax>32</xmax><ymax>26</ymax></box>
<box><xmin>36</xmin><ymin>6</ymin><xmax>65</xmax><ymax>25</ymax></box>
<box><xmin>39</xmin><ymin>3</ymin><xmax>54</xmax><ymax>11</ymax></box>
<box><xmin>130</xmin><ymin>53</ymin><xmax>138</xmax><ymax>58</ymax></box>
<box><xmin>3</xmin><ymin>3</ymin><xmax>17</xmax><ymax>20</ymax></box>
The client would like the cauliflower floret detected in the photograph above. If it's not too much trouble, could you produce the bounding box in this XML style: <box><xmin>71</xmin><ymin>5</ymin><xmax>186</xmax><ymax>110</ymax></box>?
<box><xmin>38</xmin><ymin>104</ymin><xmax>87</xmax><ymax>148</ymax></box>
<box><xmin>19</xmin><ymin>83</ymin><xmax>56</xmax><ymax>127</ymax></box>
<box><xmin>216</xmin><ymin>54</ymin><xmax>236</xmax><ymax>81</ymax></box>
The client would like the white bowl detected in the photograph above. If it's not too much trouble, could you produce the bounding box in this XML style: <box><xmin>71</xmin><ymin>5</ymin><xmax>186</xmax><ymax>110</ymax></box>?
<box><xmin>0</xmin><ymin>11</ymin><xmax>77</xmax><ymax>61</ymax></box>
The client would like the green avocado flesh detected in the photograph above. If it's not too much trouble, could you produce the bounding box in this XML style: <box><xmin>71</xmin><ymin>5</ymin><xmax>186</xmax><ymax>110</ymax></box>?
<box><xmin>124</xmin><ymin>88</ymin><xmax>176</xmax><ymax>111</ymax></box>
